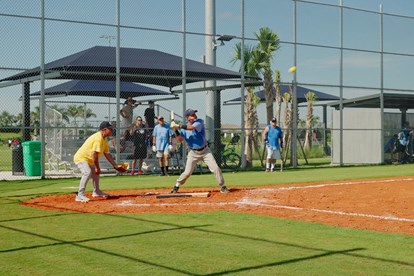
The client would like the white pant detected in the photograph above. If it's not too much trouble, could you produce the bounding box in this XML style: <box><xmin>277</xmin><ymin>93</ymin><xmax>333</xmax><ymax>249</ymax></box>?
<box><xmin>266</xmin><ymin>147</ymin><xmax>281</xmax><ymax>160</ymax></box>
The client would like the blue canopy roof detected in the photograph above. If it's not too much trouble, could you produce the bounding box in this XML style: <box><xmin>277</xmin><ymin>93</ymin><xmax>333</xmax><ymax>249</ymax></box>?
<box><xmin>2</xmin><ymin>46</ymin><xmax>252</xmax><ymax>89</ymax></box>
<box><xmin>29</xmin><ymin>80</ymin><xmax>171</xmax><ymax>99</ymax></box>
<box><xmin>223</xmin><ymin>84</ymin><xmax>339</xmax><ymax>105</ymax></box>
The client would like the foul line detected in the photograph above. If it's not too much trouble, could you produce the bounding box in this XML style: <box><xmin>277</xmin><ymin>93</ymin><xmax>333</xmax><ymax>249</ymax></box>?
<box><xmin>115</xmin><ymin>199</ymin><xmax>414</xmax><ymax>223</ymax></box>
<box><xmin>250</xmin><ymin>177</ymin><xmax>414</xmax><ymax>192</ymax></box>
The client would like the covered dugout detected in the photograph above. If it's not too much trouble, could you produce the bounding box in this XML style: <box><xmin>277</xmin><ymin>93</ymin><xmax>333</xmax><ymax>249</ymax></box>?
<box><xmin>329</xmin><ymin>93</ymin><xmax>414</xmax><ymax>164</ymax></box>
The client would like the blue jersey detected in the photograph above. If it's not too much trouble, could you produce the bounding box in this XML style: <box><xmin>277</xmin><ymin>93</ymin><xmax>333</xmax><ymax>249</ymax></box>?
<box><xmin>266</xmin><ymin>125</ymin><xmax>283</xmax><ymax>150</ymax></box>
<box><xmin>179</xmin><ymin>118</ymin><xmax>206</xmax><ymax>150</ymax></box>
<box><xmin>153</xmin><ymin>124</ymin><xmax>172</xmax><ymax>150</ymax></box>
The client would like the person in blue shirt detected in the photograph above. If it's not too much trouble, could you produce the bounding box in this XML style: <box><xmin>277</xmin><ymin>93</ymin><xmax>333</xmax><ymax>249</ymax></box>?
<box><xmin>170</xmin><ymin>108</ymin><xmax>229</xmax><ymax>194</ymax></box>
<box><xmin>152</xmin><ymin>116</ymin><xmax>173</xmax><ymax>176</ymax></box>
<box><xmin>262</xmin><ymin>117</ymin><xmax>283</xmax><ymax>172</ymax></box>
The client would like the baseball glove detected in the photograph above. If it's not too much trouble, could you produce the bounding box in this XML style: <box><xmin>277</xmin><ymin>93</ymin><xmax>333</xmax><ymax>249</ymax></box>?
<box><xmin>170</xmin><ymin>121</ymin><xmax>180</xmax><ymax>129</ymax></box>
<box><xmin>115</xmin><ymin>162</ymin><xmax>129</xmax><ymax>173</ymax></box>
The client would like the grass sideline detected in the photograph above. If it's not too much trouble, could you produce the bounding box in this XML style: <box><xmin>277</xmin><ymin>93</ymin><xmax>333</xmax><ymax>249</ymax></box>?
<box><xmin>1</xmin><ymin>166</ymin><xmax>414</xmax><ymax>274</ymax></box>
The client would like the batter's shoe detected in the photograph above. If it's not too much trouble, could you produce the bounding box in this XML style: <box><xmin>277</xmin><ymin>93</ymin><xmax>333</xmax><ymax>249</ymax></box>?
<box><xmin>75</xmin><ymin>194</ymin><xmax>90</xmax><ymax>202</ymax></box>
<box><xmin>137</xmin><ymin>170</ymin><xmax>143</xmax><ymax>175</ymax></box>
<box><xmin>92</xmin><ymin>191</ymin><xmax>109</xmax><ymax>197</ymax></box>
<box><xmin>171</xmin><ymin>186</ymin><xmax>179</xmax><ymax>193</ymax></box>
<box><xmin>220</xmin><ymin>186</ymin><xmax>230</xmax><ymax>193</ymax></box>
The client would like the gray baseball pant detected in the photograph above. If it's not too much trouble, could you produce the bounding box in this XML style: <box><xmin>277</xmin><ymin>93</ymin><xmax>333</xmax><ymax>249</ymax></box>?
<box><xmin>176</xmin><ymin>147</ymin><xmax>224</xmax><ymax>186</ymax></box>
<box><xmin>76</xmin><ymin>161</ymin><xmax>101</xmax><ymax>195</ymax></box>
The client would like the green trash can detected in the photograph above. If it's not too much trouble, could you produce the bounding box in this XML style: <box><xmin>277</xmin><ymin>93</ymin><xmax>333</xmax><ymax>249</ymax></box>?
<box><xmin>22</xmin><ymin>141</ymin><xmax>42</xmax><ymax>176</ymax></box>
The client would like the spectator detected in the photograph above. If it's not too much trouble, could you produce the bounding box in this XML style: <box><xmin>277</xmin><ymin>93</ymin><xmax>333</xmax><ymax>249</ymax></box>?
<box><xmin>106</xmin><ymin>120</ymin><xmax>117</xmax><ymax>149</ymax></box>
<box><xmin>144</xmin><ymin>101</ymin><xmax>155</xmax><ymax>145</ymax></box>
<box><xmin>262</xmin><ymin>117</ymin><xmax>283</xmax><ymax>172</ymax></box>
<box><xmin>152</xmin><ymin>116</ymin><xmax>173</xmax><ymax>176</ymax></box>
<box><xmin>120</xmin><ymin>97</ymin><xmax>139</xmax><ymax>132</ymax></box>
<box><xmin>129</xmin><ymin>116</ymin><xmax>147</xmax><ymax>175</ymax></box>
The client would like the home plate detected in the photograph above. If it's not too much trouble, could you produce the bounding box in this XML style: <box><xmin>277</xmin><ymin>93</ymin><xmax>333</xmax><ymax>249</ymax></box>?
<box><xmin>156</xmin><ymin>192</ymin><xmax>210</xmax><ymax>199</ymax></box>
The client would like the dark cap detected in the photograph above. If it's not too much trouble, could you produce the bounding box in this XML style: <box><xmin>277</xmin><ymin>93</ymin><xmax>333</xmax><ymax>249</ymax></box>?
<box><xmin>184</xmin><ymin>108</ymin><xmax>198</xmax><ymax>117</ymax></box>
<box><xmin>148</xmin><ymin>100</ymin><xmax>154</xmax><ymax>104</ymax></box>
<box><xmin>271</xmin><ymin>117</ymin><xmax>277</xmax><ymax>122</ymax></box>
<box><xmin>99</xmin><ymin>121</ymin><xmax>113</xmax><ymax>130</ymax></box>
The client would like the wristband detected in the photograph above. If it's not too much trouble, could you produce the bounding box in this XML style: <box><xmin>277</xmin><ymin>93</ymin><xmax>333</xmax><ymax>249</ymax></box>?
<box><xmin>175</xmin><ymin>129</ymin><xmax>181</xmax><ymax>136</ymax></box>
<box><xmin>180</xmin><ymin>124</ymin><xmax>187</xmax><ymax>130</ymax></box>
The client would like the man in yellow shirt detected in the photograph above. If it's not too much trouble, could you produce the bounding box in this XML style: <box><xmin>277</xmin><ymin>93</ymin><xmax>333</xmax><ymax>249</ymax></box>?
<box><xmin>73</xmin><ymin>121</ymin><xmax>118</xmax><ymax>202</ymax></box>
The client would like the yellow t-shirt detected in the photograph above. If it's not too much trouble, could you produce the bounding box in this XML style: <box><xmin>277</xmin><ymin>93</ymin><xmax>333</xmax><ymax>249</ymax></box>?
<box><xmin>73</xmin><ymin>131</ymin><xmax>109</xmax><ymax>165</ymax></box>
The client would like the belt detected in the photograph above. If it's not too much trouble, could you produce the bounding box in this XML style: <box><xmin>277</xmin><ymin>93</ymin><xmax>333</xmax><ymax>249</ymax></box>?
<box><xmin>193</xmin><ymin>145</ymin><xmax>207</xmax><ymax>152</ymax></box>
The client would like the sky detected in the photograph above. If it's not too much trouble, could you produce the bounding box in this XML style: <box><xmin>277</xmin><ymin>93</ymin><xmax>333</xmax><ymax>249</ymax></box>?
<box><xmin>1</xmin><ymin>0</ymin><xmax>414</xmax><ymax>126</ymax></box>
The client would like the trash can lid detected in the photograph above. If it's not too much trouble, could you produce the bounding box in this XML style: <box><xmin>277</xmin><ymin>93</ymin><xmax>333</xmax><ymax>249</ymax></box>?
<box><xmin>22</xmin><ymin>140</ymin><xmax>42</xmax><ymax>145</ymax></box>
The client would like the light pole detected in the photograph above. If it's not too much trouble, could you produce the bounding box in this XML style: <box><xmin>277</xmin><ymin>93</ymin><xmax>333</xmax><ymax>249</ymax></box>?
<box><xmin>99</xmin><ymin>35</ymin><xmax>116</xmax><ymax>46</ymax></box>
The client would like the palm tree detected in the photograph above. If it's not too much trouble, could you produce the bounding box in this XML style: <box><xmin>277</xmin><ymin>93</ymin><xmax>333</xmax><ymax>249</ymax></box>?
<box><xmin>47</xmin><ymin>104</ymin><xmax>70</xmax><ymax>123</ymax></box>
<box><xmin>230</xmin><ymin>43</ymin><xmax>264</xmax><ymax>166</ymax></box>
<box><xmin>304</xmin><ymin>92</ymin><xmax>317</xmax><ymax>149</ymax></box>
<box><xmin>80</xmin><ymin>108</ymin><xmax>97</xmax><ymax>122</ymax></box>
<box><xmin>30</xmin><ymin>106</ymin><xmax>41</xmax><ymax>136</ymax></box>
<box><xmin>0</xmin><ymin>111</ymin><xmax>14</xmax><ymax>127</ymax></box>
<box><xmin>255</xmin><ymin>27</ymin><xmax>280</xmax><ymax>123</ymax></box>
<box><xmin>13</xmin><ymin>113</ymin><xmax>23</xmax><ymax>127</ymax></box>
<box><xmin>65</xmin><ymin>105</ymin><xmax>84</xmax><ymax>137</ymax></box>
<box><xmin>274</xmin><ymin>69</ymin><xmax>282</xmax><ymax>123</ymax></box>
<box><xmin>65</xmin><ymin>105</ymin><xmax>83</xmax><ymax>126</ymax></box>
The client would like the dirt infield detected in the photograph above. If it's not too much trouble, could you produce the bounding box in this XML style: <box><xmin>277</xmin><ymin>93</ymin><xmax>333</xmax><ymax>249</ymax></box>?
<box><xmin>22</xmin><ymin>176</ymin><xmax>414</xmax><ymax>236</ymax></box>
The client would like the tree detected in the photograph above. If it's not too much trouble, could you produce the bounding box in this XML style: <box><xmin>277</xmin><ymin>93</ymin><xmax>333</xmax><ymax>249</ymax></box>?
<box><xmin>274</xmin><ymin>69</ymin><xmax>282</xmax><ymax>124</ymax></box>
<box><xmin>282</xmin><ymin>92</ymin><xmax>292</xmax><ymax>165</ymax></box>
<box><xmin>47</xmin><ymin>104</ymin><xmax>70</xmax><ymax>123</ymax></box>
<box><xmin>255</xmin><ymin>27</ymin><xmax>280</xmax><ymax>123</ymax></box>
<box><xmin>65</xmin><ymin>105</ymin><xmax>83</xmax><ymax>126</ymax></box>
<box><xmin>230</xmin><ymin>43</ymin><xmax>265</xmax><ymax>167</ymax></box>
<box><xmin>304</xmin><ymin>92</ymin><xmax>317</xmax><ymax>149</ymax></box>
<box><xmin>80</xmin><ymin>107</ymin><xmax>97</xmax><ymax>124</ymax></box>
<box><xmin>0</xmin><ymin>111</ymin><xmax>14</xmax><ymax>127</ymax></box>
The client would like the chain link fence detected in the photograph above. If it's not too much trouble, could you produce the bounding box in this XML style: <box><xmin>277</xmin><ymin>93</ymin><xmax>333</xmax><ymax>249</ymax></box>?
<box><xmin>1</xmin><ymin>0</ymin><xmax>414</xmax><ymax>178</ymax></box>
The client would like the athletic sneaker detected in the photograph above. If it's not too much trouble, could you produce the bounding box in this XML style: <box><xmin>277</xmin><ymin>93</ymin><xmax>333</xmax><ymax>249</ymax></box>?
<box><xmin>220</xmin><ymin>186</ymin><xmax>230</xmax><ymax>193</ymax></box>
<box><xmin>92</xmin><ymin>191</ymin><xmax>109</xmax><ymax>197</ymax></box>
<box><xmin>75</xmin><ymin>194</ymin><xmax>90</xmax><ymax>202</ymax></box>
<box><xmin>137</xmin><ymin>170</ymin><xmax>143</xmax><ymax>175</ymax></box>
<box><xmin>130</xmin><ymin>171</ymin><xmax>135</xmax><ymax>175</ymax></box>
<box><xmin>265</xmin><ymin>169</ymin><xmax>270</xmax><ymax>173</ymax></box>
<box><xmin>170</xmin><ymin>186</ymin><xmax>179</xmax><ymax>194</ymax></box>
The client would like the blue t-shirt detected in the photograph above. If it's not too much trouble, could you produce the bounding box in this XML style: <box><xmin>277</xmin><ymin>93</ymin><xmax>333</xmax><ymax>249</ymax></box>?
<box><xmin>265</xmin><ymin>125</ymin><xmax>283</xmax><ymax>150</ymax></box>
<box><xmin>179</xmin><ymin>118</ymin><xmax>206</xmax><ymax>150</ymax></box>
<box><xmin>153</xmin><ymin>124</ymin><xmax>172</xmax><ymax>150</ymax></box>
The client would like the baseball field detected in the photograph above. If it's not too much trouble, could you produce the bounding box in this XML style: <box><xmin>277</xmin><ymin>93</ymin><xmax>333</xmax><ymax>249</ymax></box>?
<box><xmin>1</xmin><ymin>164</ymin><xmax>413</xmax><ymax>275</ymax></box>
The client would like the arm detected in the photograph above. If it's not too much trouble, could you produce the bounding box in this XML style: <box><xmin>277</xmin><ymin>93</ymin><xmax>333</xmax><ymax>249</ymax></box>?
<box><xmin>262</xmin><ymin>127</ymin><xmax>268</xmax><ymax>141</ymax></box>
<box><xmin>181</xmin><ymin>123</ymin><xmax>196</xmax><ymax>131</ymax></box>
<box><xmin>104</xmin><ymin>151</ymin><xmax>117</xmax><ymax>166</ymax></box>
<box><xmin>92</xmin><ymin>151</ymin><xmax>101</xmax><ymax>175</ymax></box>
<box><xmin>129</xmin><ymin>125</ymin><xmax>136</xmax><ymax>136</ymax></box>
<box><xmin>120</xmin><ymin>107</ymin><xmax>126</xmax><ymax>118</ymax></box>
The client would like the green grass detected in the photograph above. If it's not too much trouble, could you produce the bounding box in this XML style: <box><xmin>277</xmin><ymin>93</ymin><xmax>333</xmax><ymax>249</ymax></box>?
<box><xmin>0</xmin><ymin>144</ymin><xmax>12</xmax><ymax>171</ymax></box>
<box><xmin>1</xmin><ymin>166</ymin><xmax>414</xmax><ymax>275</ymax></box>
